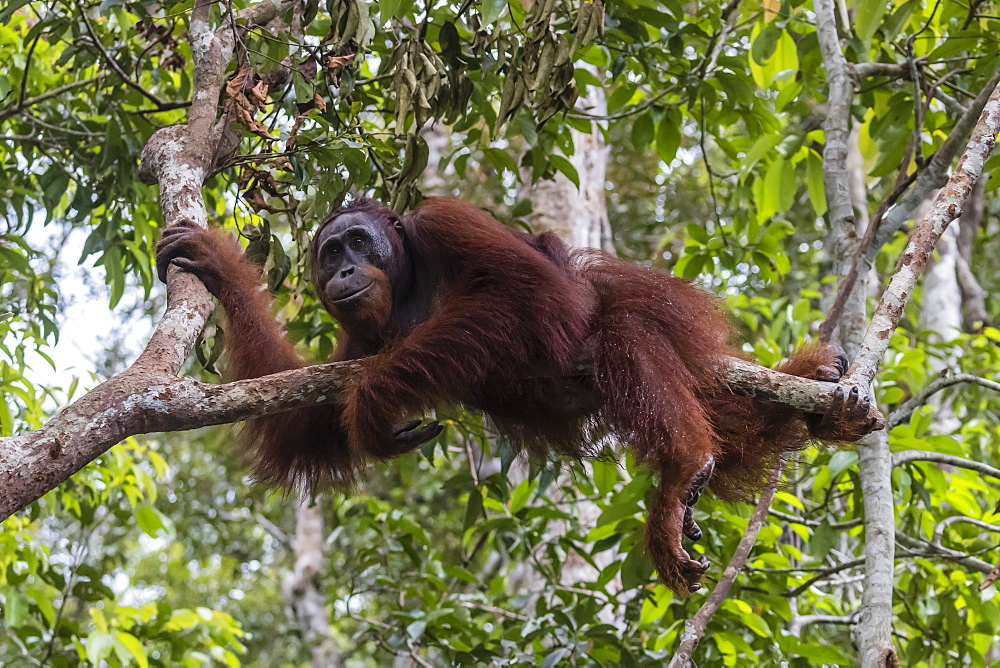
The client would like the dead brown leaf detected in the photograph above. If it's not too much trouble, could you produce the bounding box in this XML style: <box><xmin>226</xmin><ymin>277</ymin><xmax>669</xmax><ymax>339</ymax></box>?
<box><xmin>223</xmin><ymin>62</ymin><xmax>275</xmax><ymax>140</ymax></box>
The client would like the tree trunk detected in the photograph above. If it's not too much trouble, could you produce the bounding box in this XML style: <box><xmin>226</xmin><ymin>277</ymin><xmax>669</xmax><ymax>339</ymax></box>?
<box><xmin>283</xmin><ymin>496</ymin><xmax>341</xmax><ymax>667</ymax></box>
<box><xmin>520</xmin><ymin>76</ymin><xmax>614</xmax><ymax>253</ymax></box>
<box><xmin>919</xmin><ymin>220</ymin><xmax>963</xmax><ymax>433</ymax></box>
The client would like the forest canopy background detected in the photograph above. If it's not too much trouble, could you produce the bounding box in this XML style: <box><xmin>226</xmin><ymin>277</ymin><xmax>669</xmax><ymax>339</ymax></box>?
<box><xmin>1</xmin><ymin>0</ymin><xmax>1000</xmax><ymax>665</ymax></box>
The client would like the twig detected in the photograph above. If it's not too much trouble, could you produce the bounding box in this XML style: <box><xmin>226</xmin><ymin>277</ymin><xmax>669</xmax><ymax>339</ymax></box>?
<box><xmin>17</xmin><ymin>31</ymin><xmax>43</xmax><ymax>111</ymax></box>
<box><xmin>73</xmin><ymin>0</ymin><xmax>168</xmax><ymax>108</ymax></box>
<box><xmin>667</xmin><ymin>465</ymin><xmax>781</xmax><ymax>667</ymax></box>
<box><xmin>868</xmin><ymin>66</ymin><xmax>1000</xmax><ymax>257</ymax></box>
<box><xmin>768</xmin><ymin>508</ymin><xmax>862</xmax><ymax>530</ymax></box>
<box><xmin>818</xmin><ymin>168</ymin><xmax>919</xmax><ymax>343</ymax></box>
<box><xmin>892</xmin><ymin>450</ymin><xmax>1000</xmax><ymax>482</ymax></box>
<box><xmin>787</xmin><ymin>613</ymin><xmax>857</xmax><ymax>636</ymax></box>
<box><xmin>0</xmin><ymin>76</ymin><xmax>103</xmax><ymax>122</ymax></box>
<box><xmin>887</xmin><ymin>373</ymin><xmax>1000</xmax><ymax>428</ymax></box>
<box><xmin>783</xmin><ymin>558</ymin><xmax>866</xmax><ymax>597</ymax></box>
<box><xmin>895</xmin><ymin>532</ymin><xmax>993</xmax><ymax>573</ymax></box>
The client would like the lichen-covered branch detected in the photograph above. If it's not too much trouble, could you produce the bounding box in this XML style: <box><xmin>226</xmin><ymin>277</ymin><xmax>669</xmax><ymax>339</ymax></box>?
<box><xmin>847</xmin><ymin>78</ymin><xmax>1000</xmax><ymax>385</ymax></box>
<box><xmin>0</xmin><ymin>356</ymin><xmax>361</xmax><ymax>521</ymax></box>
<box><xmin>0</xmin><ymin>0</ymin><xmax>296</xmax><ymax>520</ymax></box>
<box><xmin>0</xmin><ymin>343</ymin><xmax>874</xmax><ymax>523</ymax></box>
<box><xmin>724</xmin><ymin>358</ymin><xmax>883</xmax><ymax>425</ymax></box>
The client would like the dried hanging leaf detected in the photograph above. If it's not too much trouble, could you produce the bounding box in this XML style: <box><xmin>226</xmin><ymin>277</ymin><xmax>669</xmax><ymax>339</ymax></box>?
<box><xmin>244</xmin><ymin>187</ymin><xmax>289</xmax><ymax>214</ymax></box>
<box><xmin>223</xmin><ymin>62</ymin><xmax>275</xmax><ymax>140</ymax></box>
<box><xmin>324</xmin><ymin>52</ymin><xmax>355</xmax><ymax>85</ymax></box>
<box><xmin>299</xmin><ymin>56</ymin><xmax>319</xmax><ymax>80</ymax></box>
<box><xmin>981</xmin><ymin>558</ymin><xmax>1000</xmax><ymax>591</ymax></box>
<box><xmin>257</xmin><ymin>172</ymin><xmax>282</xmax><ymax>197</ymax></box>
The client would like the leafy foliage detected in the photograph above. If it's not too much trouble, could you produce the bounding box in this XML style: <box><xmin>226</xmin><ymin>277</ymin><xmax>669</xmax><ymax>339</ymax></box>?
<box><xmin>1</xmin><ymin>0</ymin><xmax>1000</xmax><ymax>665</ymax></box>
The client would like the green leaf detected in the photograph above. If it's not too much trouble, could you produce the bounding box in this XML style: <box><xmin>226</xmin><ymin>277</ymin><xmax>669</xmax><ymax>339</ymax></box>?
<box><xmin>686</xmin><ymin>223</ymin><xmax>709</xmax><ymax>244</ymax></box>
<box><xmin>484</xmin><ymin>147</ymin><xmax>520</xmax><ymax>176</ymax></box>
<box><xmin>3</xmin><ymin>590</ymin><xmax>28</xmax><ymax>627</ymax></box>
<box><xmin>855</xmin><ymin>0</ymin><xmax>890</xmax><ymax>49</ymax></box>
<box><xmin>86</xmin><ymin>632</ymin><xmax>116</xmax><ymax>664</ymax></box>
<box><xmin>592</xmin><ymin>459</ymin><xmax>619</xmax><ymax>496</ymax></box>
<box><xmin>481</xmin><ymin>0</ymin><xmax>505</xmax><ymax>25</ymax></box>
<box><xmin>640</xmin><ymin>586</ymin><xmax>671</xmax><ymax>624</ymax></box>
<box><xmin>621</xmin><ymin>543</ymin><xmax>653</xmax><ymax>589</ymax></box>
<box><xmin>115</xmin><ymin>632</ymin><xmax>149</xmax><ymax>668</ymax></box>
<box><xmin>631</xmin><ymin>112</ymin><xmax>655</xmax><ymax>150</ymax></box>
<box><xmin>510</xmin><ymin>479</ymin><xmax>533</xmax><ymax>514</ymax></box>
<box><xmin>742</xmin><ymin>134</ymin><xmax>782</xmax><ymax>176</ymax></box>
<box><xmin>136</xmin><ymin>506</ymin><xmax>166</xmax><ymax>538</ymax></box>
<box><xmin>828</xmin><ymin>450</ymin><xmax>858</xmax><ymax>480</ymax></box>
<box><xmin>548</xmin><ymin>154</ymin><xmax>580</xmax><ymax>187</ymax></box>
<box><xmin>806</xmin><ymin>150</ymin><xmax>827</xmax><ymax>216</ymax></box>
<box><xmin>749</xmin><ymin>24</ymin><xmax>798</xmax><ymax>88</ymax></box>
<box><xmin>379</xmin><ymin>0</ymin><xmax>402</xmax><ymax>21</ymax></box>
<box><xmin>655</xmin><ymin>113</ymin><xmax>681</xmax><ymax>164</ymax></box>
<box><xmin>463</xmin><ymin>488</ymin><xmax>484</xmax><ymax>531</ymax></box>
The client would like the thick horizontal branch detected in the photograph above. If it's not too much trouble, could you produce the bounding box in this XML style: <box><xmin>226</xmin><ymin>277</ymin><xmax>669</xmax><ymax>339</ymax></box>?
<box><xmin>724</xmin><ymin>358</ymin><xmax>885</xmax><ymax>428</ymax></box>
<box><xmin>0</xmin><ymin>356</ymin><xmax>362</xmax><ymax>521</ymax></box>
<box><xmin>0</xmin><ymin>353</ymin><xmax>877</xmax><ymax>523</ymax></box>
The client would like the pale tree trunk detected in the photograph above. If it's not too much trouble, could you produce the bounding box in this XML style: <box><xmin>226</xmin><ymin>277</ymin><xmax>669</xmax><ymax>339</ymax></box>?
<box><xmin>283</xmin><ymin>496</ymin><xmax>341</xmax><ymax>667</ymax></box>
<box><xmin>955</xmin><ymin>179</ymin><xmax>989</xmax><ymax>328</ymax></box>
<box><xmin>919</xmin><ymin>220</ymin><xmax>963</xmax><ymax>433</ymax></box>
<box><xmin>521</xmin><ymin>76</ymin><xmax>614</xmax><ymax>253</ymax></box>
<box><xmin>813</xmin><ymin>1</ymin><xmax>897</xmax><ymax>664</ymax></box>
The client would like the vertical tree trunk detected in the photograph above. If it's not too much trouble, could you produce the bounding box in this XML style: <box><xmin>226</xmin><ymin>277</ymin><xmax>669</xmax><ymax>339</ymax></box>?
<box><xmin>284</xmin><ymin>496</ymin><xmax>341</xmax><ymax>667</ymax></box>
<box><xmin>955</xmin><ymin>179</ymin><xmax>989</xmax><ymax>327</ymax></box>
<box><xmin>521</xmin><ymin>77</ymin><xmax>614</xmax><ymax>253</ymax></box>
<box><xmin>813</xmin><ymin>1</ymin><xmax>898</xmax><ymax>663</ymax></box>
<box><xmin>920</xmin><ymin>222</ymin><xmax>963</xmax><ymax>433</ymax></box>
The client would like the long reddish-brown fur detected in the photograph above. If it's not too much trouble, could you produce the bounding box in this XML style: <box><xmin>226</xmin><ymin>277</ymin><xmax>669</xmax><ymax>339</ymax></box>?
<box><xmin>158</xmin><ymin>197</ymin><xmax>859</xmax><ymax>594</ymax></box>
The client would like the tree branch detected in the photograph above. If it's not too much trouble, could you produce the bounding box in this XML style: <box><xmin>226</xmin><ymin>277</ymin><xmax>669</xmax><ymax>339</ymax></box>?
<box><xmin>0</xmin><ymin>76</ymin><xmax>104</xmax><ymax>122</ymax></box>
<box><xmin>667</xmin><ymin>465</ymin><xmax>781</xmax><ymax>667</ymax></box>
<box><xmin>0</xmin><ymin>0</ymin><xmax>296</xmax><ymax>521</ymax></box>
<box><xmin>73</xmin><ymin>0</ymin><xmax>167</xmax><ymax>108</ymax></box>
<box><xmin>894</xmin><ymin>532</ymin><xmax>994</xmax><ymax>574</ymax></box>
<box><xmin>0</xmin><ymin>353</ymin><xmax>876</xmax><ymax>522</ymax></box>
<box><xmin>788</xmin><ymin>614</ymin><xmax>857</xmax><ymax>636</ymax></box>
<box><xmin>847</xmin><ymin>76</ymin><xmax>1000</xmax><ymax>386</ymax></box>
<box><xmin>813</xmin><ymin>3</ymin><xmax>898</xmax><ymax>665</ymax></box>
<box><xmin>931</xmin><ymin>516</ymin><xmax>1000</xmax><ymax>549</ymax></box>
<box><xmin>783</xmin><ymin>558</ymin><xmax>867</xmax><ymax>597</ymax></box>
<box><xmin>892</xmin><ymin>450</ymin><xmax>1000</xmax><ymax>482</ymax></box>
<box><xmin>887</xmin><ymin>373</ymin><xmax>1000</xmax><ymax>429</ymax></box>
<box><xmin>868</xmin><ymin>66</ymin><xmax>1000</xmax><ymax>258</ymax></box>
